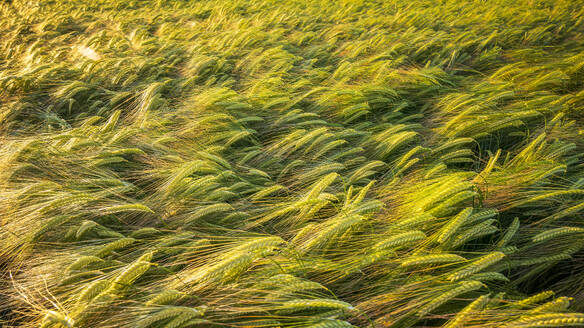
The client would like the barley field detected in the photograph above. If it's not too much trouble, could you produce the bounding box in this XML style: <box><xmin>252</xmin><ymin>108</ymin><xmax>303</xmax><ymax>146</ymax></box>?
<box><xmin>1</xmin><ymin>0</ymin><xmax>584</xmax><ymax>327</ymax></box>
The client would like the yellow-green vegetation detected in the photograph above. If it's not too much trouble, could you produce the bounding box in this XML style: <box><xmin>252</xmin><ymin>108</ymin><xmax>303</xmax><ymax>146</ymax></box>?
<box><xmin>1</xmin><ymin>0</ymin><xmax>584</xmax><ymax>327</ymax></box>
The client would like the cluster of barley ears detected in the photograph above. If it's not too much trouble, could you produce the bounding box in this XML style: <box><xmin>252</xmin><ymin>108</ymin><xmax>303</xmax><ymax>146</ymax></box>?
<box><xmin>1</xmin><ymin>0</ymin><xmax>584</xmax><ymax>327</ymax></box>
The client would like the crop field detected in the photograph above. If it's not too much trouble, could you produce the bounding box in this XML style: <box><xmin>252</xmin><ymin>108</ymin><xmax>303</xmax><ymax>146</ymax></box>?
<box><xmin>1</xmin><ymin>0</ymin><xmax>584</xmax><ymax>327</ymax></box>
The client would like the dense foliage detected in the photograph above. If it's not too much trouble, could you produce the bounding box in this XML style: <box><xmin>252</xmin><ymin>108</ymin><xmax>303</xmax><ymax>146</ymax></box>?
<box><xmin>2</xmin><ymin>0</ymin><xmax>584</xmax><ymax>327</ymax></box>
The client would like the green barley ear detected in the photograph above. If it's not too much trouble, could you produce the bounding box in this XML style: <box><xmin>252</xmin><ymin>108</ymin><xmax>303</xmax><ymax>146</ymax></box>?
<box><xmin>276</xmin><ymin>298</ymin><xmax>354</xmax><ymax>314</ymax></box>
<box><xmin>425</xmin><ymin>163</ymin><xmax>447</xmax><ymax>179</ymax></box>
<box><xmin>305</xmin><ymin>172</ymin><xmax>339</xmax><ymax>200</ymax></box>
<box><xmin>100</xmin><ymin>110</ymin><xmax>121</xmax><ymax>132</ymax></box>
<box><xmin>447</xmin><ymin>252</ymin><xmax>505</xmax><ymax>281</ymax></box>
<box><xmin>373</xmin><ymin>231</ymin><xmax>426</xmax><ymax>250</ymax></box>
<box><xmin>469</xmin><ymin>272</ymin><xmax>510</xmax><ymax>283</ymax></box>
<box><xmin>250</xmin><ymin>184</ymin><xmax>286</xmax><ymax>200</ymax></box>
<box><xmin>518</xmin><ymin>254</ymin><xmax>573</xmax><ymax>266</ymax></box>
<box><xmin>178</xmin><ymin>252</ymin><xmax>253</xmax><ymax>288</ymax></box>
<box><xmin>136</xmin><ymin>306</ymin><xmax>206</xmax><ymax>328</ymax></box>
<box><xmin>108</xmin><ymin>251</ymin><xmax>153</xmax><ymax>291</ymax></box>
<box><xmin>417</xmin><ymin>281</ymin><xmax>485</xmax><ymax>318</ymax></box>
<box><xmin>298</xmin><ymin>214</ymin><xmax>364</xmax><ymax>253</ymax></box>
<box><xmin>94</xmin><ymin>238</ymin><xmax>136</xmax><ymax>258</ymax></box>
<box><xmin>449</xmin><ymin>220</ymin><xmax>498</xmax><ymax>248</ymax></box>
<box><xmin>513</xmin><ymin>291</ymin><xmax>556</xmax><ymax>308</ymax></box>
<box><xmin>395</xmin><ymin>213</ymin><xmax>435</xmax><ymax>229</ymax></box>
<box><xmin>422</xmin><ymin>181</ymin><xmax>472</xmax><ymax>212</ymax></box>
<box><xmin>400</xmin><ymin>253</ymin><xmax>466</xmax><ymax>268</ymax></box>
<box><xmin>431</xmin><ymin>138</ymin><xmax>475</xmax><ymax>155</ymax></box>
<box><xmin>103</xmin><ymin>203</ymin><xmax>154</xmax><ymax>214</ymax></box>
<box><xmin>291</xmin><ymin>223</ymin><xmax>317</xmax><ymax>245</ymax></box>
<box><xmin>437</xmin><ymin>207</ymin><xmax>473</xmax><ymax>243</ymax></box>
<box><xmin>183</xmin><ymin>203</ymin><xmax>234</xmax><ymax>226</ymax></box>
<box><xmin>466</xmin><ymin>208</ymin><xmax>498</xmax><ymax>225</ymax></box>
<box><xmin>497</xmin><ymin>217</ymin><xmax>520</xmax><ymax>248</ymax></box>
<box><xmin>67</xmin><ymin>256</ymin><xmax>105</xmax><ymax>272</ymax></box>
<box><xmin>258</xmin><ymin>274</ymin><xmax>327</xmax><ymax>297</ymax></box>
<box><xmin>162</xmin><ymin>313</ymin><xmax>209</xmax><ymax>328</ymax></box>
<box><xmin>348</xmin><ymin>161</ymin><xmax>385</xmax><ymax>184</ymax></box>
<box><xmin>444</xmin><ymin>294</ymin><xmax>489</xmax><ymax>328</ymax></box>
<box><xmin>504</xmin><ymin>313</ymin><xmax>584</xmax><ymax>327</ymax></box>
<box><xmin>532</xmin><ymin>227</ymin><xmax>584</xmax><ymax>243</ymax></box>
<box><xmin>429</xmin><ymin>192</ymin><xmax>477</xmax><ymax>217</ymax></box>
<box><xmin>526</xmin><ymin>296</ymin><xmax>572</xmax><ymax>314</ymax></box>
<box><xmin>473</xmin><ymin>149</ymin><xmax>501</xmax><ymax>183</ymax></box>
<box><xmin>77</xmin><ymin>279</ymin><xmax>111</xmax><ymax>304</ymax></box>
<box><xmin>348</xmin><ymin>179</ymin><xmax>376</xmax><ymax>207</ymax></box>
